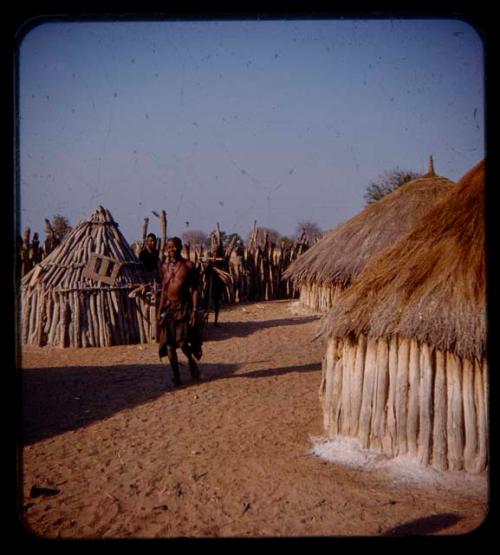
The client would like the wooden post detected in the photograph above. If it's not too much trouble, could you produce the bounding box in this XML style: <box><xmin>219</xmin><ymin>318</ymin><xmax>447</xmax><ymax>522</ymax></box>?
<box><xmin>329</xmin><ymin>357</ymin><xmax>344</xmax><ymax>436</ymax></box>
<box><xmin>215</xmin><ymin>222</ymin><xmax>222</xmax><ymax>249</ymax></box>
<box><xmin>395</xmin><ymin>337</ymin><xmax>410</xmax><ymax>456</ymax></box>
<box><xmin>407</xmin><ymin>338</ymin><xmax>420</xmax><ymax>457</ymax></box>
<box><xmin>350</xmin><ymin>333</ymin><xmax>367</xmax><ymax>437</ymax></box>
<box><xmin>432</xmin><ymin>349</ymin><xmax>447</xmax><ymax>471</ymax></box>
<box><xmin>322</xmin><ymin>339</ymin><xmax>337</xmax><ymax>430</ymax></box>
<box><xmin>358</xmin><ymin>338</ymin><xmax>377</xmax><ymax>449</ymax></box>
<box><xmin>149</xmin><ymin>290</ymin><xmax>157</xmax><ymax>342</ymax></box>
<box><xmin>371</xmin><ymin>337</ymin><xmax>389</xmax><ymax>451</ymax></box>
<box><xmin>74</xmin><ymin>291</ymin><xmax>81</xmax><ymax>348</ymax></box>
<box><xmin>100</xmin><ymin>293</ymin><xmax>112</xmax><ymax>346</ymax></box>
<box><xmin>47</xmin><ymin>292</ymin><xmax>59</xmax><ymax>345</ymax></box>
<box><xmin>250</xmin><ymin>220</ymin><xmax>257</xmax><ymax>250</ymax></box>
<box><xmin>446</xmin><ymin>352</ymin><xmax>464</xmax><ymax>471</ymax></box>
<box><xmin>383</xmin><ymin>335</ymin><xmax>398</xmax><ymax>456</ymax></box>
<box><xmin>474</xmin><ymin>358</ymin><xmax>488</xmax><ymax>472</ymax></box>
<box><xmin>28</xmin><ymin>288</ymin><xmax>38</xmax><ymax>345</ymax></box>
<box><xmin>340</xmin><ymin>340</ymin><xmax>354</xmax><ymax>435</ymax></box>
<box><xmin>134</xmin><ymin>297</ymin><xmax>146</xmax><ymax>344</ymax></box>
<box><xmin>417</xmin><ymin>343</ymin><xmax>434</xmax><ymax>466</ymax></box>
<box><xmin>59</xmin><ymin>294</ymin><xmax>68</xmax><ymax>348</ymax></box>
<box><xmin>110</xmin><ymin>290</ymin><xmax>124</xmax><ymax>344</ymax></box>
<box><xmin>160</xmin><ymin>210</ymin><xmax>167</xmax><ymax>257</ymax></box>
<box><xmin>462</xmin><ymin>357</ymin><xmax>478</xmax><ymax>473</ymax></box>
<box><xmin>43</xmin><ymin>291</ymin><xmax>53</xmax><ymax>342</ymax></box>
<box><xmin>88</xmin><ymin>292</ymin><xmax>100</xmax><ymax>346</ymax></box>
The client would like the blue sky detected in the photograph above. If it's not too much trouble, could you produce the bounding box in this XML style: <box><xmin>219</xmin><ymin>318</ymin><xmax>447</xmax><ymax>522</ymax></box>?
<box><xmin>17</xmin><ymin>18</ymin><xmax>484</xmax><ymax>244</ymax></box>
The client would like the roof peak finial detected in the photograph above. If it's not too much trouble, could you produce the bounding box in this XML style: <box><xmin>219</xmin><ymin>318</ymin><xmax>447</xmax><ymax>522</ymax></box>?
<box><xmin>426</xmin><ymin>155</ymin><xmax>435</xmax><ymax>176</ymax></box>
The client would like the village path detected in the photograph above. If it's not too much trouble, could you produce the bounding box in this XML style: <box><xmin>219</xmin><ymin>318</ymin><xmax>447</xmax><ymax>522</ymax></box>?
<box><xmin>20</xmin><ymin>300</ymin><xmax>488</xmax><ymax>539</ymax></box>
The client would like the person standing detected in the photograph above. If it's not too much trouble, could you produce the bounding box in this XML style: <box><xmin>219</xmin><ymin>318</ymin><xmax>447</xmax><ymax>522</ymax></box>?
<box><xmin>139</xmin><ymin>233</ymin><xmax>161</xmax><ymax>283</ymax></box>
<box><xmin>157</xmin><ymin>237</ymin><xmax>202</xmax><ymax>386</ymax></box>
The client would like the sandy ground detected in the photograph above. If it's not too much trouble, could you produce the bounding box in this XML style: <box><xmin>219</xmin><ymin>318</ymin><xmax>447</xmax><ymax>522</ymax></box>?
<box><xmin>19</xmin><ymin>300</ymin><xmax>488</xmax><ymax>539</ymax></box>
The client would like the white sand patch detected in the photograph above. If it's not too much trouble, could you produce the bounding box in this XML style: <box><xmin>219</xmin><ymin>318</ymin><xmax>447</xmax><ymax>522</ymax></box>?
<box><xmin>310</xmin><ymin>435</ymin><xmax>387</xmax><ymax>468</ymax></box>
<box><xmin>309</xmin><ymin>436</ymin><xmax>488</xmax><ymax>499</ymax></box>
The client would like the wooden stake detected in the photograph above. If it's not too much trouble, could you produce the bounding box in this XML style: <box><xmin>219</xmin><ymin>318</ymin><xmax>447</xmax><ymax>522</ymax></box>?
<box><xmin>462</xmin><ymin>357</ymin><xmax>478</xmax><ymax>472</ymax></box>
<box><xmin>417</xmin><ymin>342</ymin><xmax>433</xmax><ymax>466</ymax></box>
<box><xmin>383</xmin><ymin>335</ymin><xmax>398</xmax><ymax>456</ymax></box>
<box><xmin>37</xmin><ymin>291</ymin><xmax>45</xmax><ymax>344</ymax></box>
<box><xmin>59</xmin><ymin>294</ymin><xmax>68</xmax><ymax>348</ymax></box>
<box><xmin>133</xmin><ymin>296</ymin><xmax>146</xmax><ymax>343</ymax></box>
<box><xmin>395</xmin><ymin>337</ymin><xmax>410</xmax><ymax>456</ymax></box>
<box><xmin>446</xmin><ymin>352</ymin><xmax>464</xmax><ymax>471</ymax></box>
<box><xmin>73</xmin><ymin>291</ymin><xmax>81</xmax><ymax>348</ymax></box>
<box><xmin>142</xmin><ymin>217</ymin><xmax>149</xmax><ymax>246</ymax></box>
<box><xmin>111</xmin><ymin>290</ymin><xmax>125</xmax><ymax>344</ymax></box>
<box><xmin>474</xmin><ymin>358</ymin><xmax>488</xmax><ymax>473</ymax></box>
<box><xmin>47</xmin><ymin>292</ymin><xmax>59</xmax><ymax>345</ymax></box>
<box><xmin>432</xmin><ymin>349</ymin><xmax>447</xmax><ymax>470</ymax></box>
<box><xmin>28</xmin><ymin>289</ymin><xmax>38</xmax><ymax>345</ymax></box>
<box><xmin>21</xmin><ymin>288</ymin><xmax>31</xmax><ymax>344</ymax></box>
<box><xmin>371</xmin><ymin>337</ymin><xmax>389</xmax><ymax>451</ymax></box>
<box><xmin>358</xmin><ymin>338</ymin><xmax>377</xmax><ymax>449</ymax></box>
<box><xmin>322</xmin><ymin>339</ymin><xmax>337</xmax><ymax>434</ymax></box>
<box><xmin>160</xmin><ymin>210</ymin><xmax>167</xmax><ymax>255</ymax></box>
<box><xmin>406</xmin><ymin>338</ymin><xmax>420</xmax><ymax>458</ymax></box>
<box><xmin>89</xmin><ymin>292</ymin><xmax>100</xmax><ymax>347</ymax></box>
<box><xmin>330</xmin><ymin>357</ymin><xmax>344</xmax><ymax>436</ymax></box>
<box><xmin>350</xmin><ymin>333</ymin><xmax>367</xmax><ymax>437</ymax></box>
<box><xmin>340</xmin><ymin>339</ymin><xmax>354</xmax><ymax>435</ymax></box>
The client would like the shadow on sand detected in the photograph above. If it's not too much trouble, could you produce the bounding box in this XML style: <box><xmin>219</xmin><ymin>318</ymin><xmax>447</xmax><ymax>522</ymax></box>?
<box><xmin>227</xmin><ymin>362</ymin><xmax>319</xmax><ymax>380</ymax></box>
<box><xmin>202</xmin><ymin>315</ymin><xmax>319</xmax><ymax>342</ymax></box>
<box><xmin>21</xmin><ymin>361</ymin><xmax>238</xmax><ymax>445</ymax></box>
<box><xmin>21</xmin><ymin>359</ymin><xmax>320</xmax><ymax>445</ymax></box>
<box><xmin>381</xmin><ymin>513</ymin><xmax>462</xmax><ymax>536</ymax></box>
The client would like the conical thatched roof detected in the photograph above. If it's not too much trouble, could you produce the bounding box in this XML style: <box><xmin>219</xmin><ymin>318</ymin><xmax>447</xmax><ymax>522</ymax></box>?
<box><xmin>284</xmin><ymin>160</ymin><xmax>455</xmax><ymax>288</ymax></box>
<box><xmin>321</xmin><ymin>159</ymin><xmax>486</xmax><ymax>361</ymax></box>
<box><xmin>22</xmin><ymin>206</ymin><xmax>146</xmax><ymax>290</ymax></box>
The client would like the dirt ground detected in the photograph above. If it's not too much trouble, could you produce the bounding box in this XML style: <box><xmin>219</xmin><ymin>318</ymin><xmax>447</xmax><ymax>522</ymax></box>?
<box><xmin>19</xmin><ymin>300</ymin><xmax>488</xmax><ymax>539</ymax></box>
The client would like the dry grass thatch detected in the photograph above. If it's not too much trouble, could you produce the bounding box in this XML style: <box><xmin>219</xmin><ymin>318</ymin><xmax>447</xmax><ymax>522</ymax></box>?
<box><xmin>321</xmin><ymin>159</ymin><xmax>486</xmax><ymax>361</ymax></box>
<box><xmin>284</xmin><ymin>166</ymin><xmax>455</xmax><ymax>288</ymax></box>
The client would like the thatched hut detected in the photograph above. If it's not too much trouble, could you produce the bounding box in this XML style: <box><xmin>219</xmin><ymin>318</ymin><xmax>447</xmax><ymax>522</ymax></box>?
<box><xmin>284</xmin><ymin>158</ymin><xmax>455</xmax><ymax>312</ymax></box>
<box><xmin>20</xmin><ymin>206</ymin><xmax>157</xmax><ymax>348</ymax></box>
<box><xmin>319</xmin><ymin>160</ymin><xmax>487</xmax><ymax>474</ymax></box>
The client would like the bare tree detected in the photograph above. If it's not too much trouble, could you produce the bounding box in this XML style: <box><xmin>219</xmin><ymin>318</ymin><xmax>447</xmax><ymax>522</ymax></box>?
<box><xmin>364</xmin><ymin>169</ymin><xmax>420</xmax><ymax>206</ymax></box>
<box><xmin>50</xmin><ymin>214</ymin><xmax>72</xmax><ymax>242</ymax></box>
<box><xmin>181</xmin><ymin>229</ymin><xmax>210</xmax><ymax>248</ymax></box>
<box><xmin>295</xmin><ymin>220</ymin><xmax>323</xmax><ymax>244</ymax></box>
<box><xmin>246</xmin><ymin>226</ymin><xmax>281</xmax><ymax>247</ymax></box>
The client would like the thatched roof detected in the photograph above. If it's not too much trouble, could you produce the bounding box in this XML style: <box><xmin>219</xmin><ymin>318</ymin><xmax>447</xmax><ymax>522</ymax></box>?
<box><xmin>284</xmin><ymin>160</ymin><xmax>455</xmax><ymax>288</ymax></box>
<box><xmin>21</xmin><ymin>206</ymin><xmax>147</xmax><ymax>290</ymax></box>
<box><xmin>321</xmin><ymin>159</ymin><xmax>486</xmax><ymax>361</ymax></box>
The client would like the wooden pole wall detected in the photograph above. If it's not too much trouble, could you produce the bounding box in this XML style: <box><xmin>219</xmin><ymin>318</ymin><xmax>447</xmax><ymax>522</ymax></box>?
<box><xmin>298</xmin><ymin>282</ymin><xmax>345</xmax><ymax>313</ymax></box>
<box><xmin>21</xmin><ymin>285</ymin><xmax>157</xmax><ymax>348</ymax></box>
<box><xmin>322</xmin><ymin>333</ymin><xmax>488</xmax><ymax>474</ymax></box>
